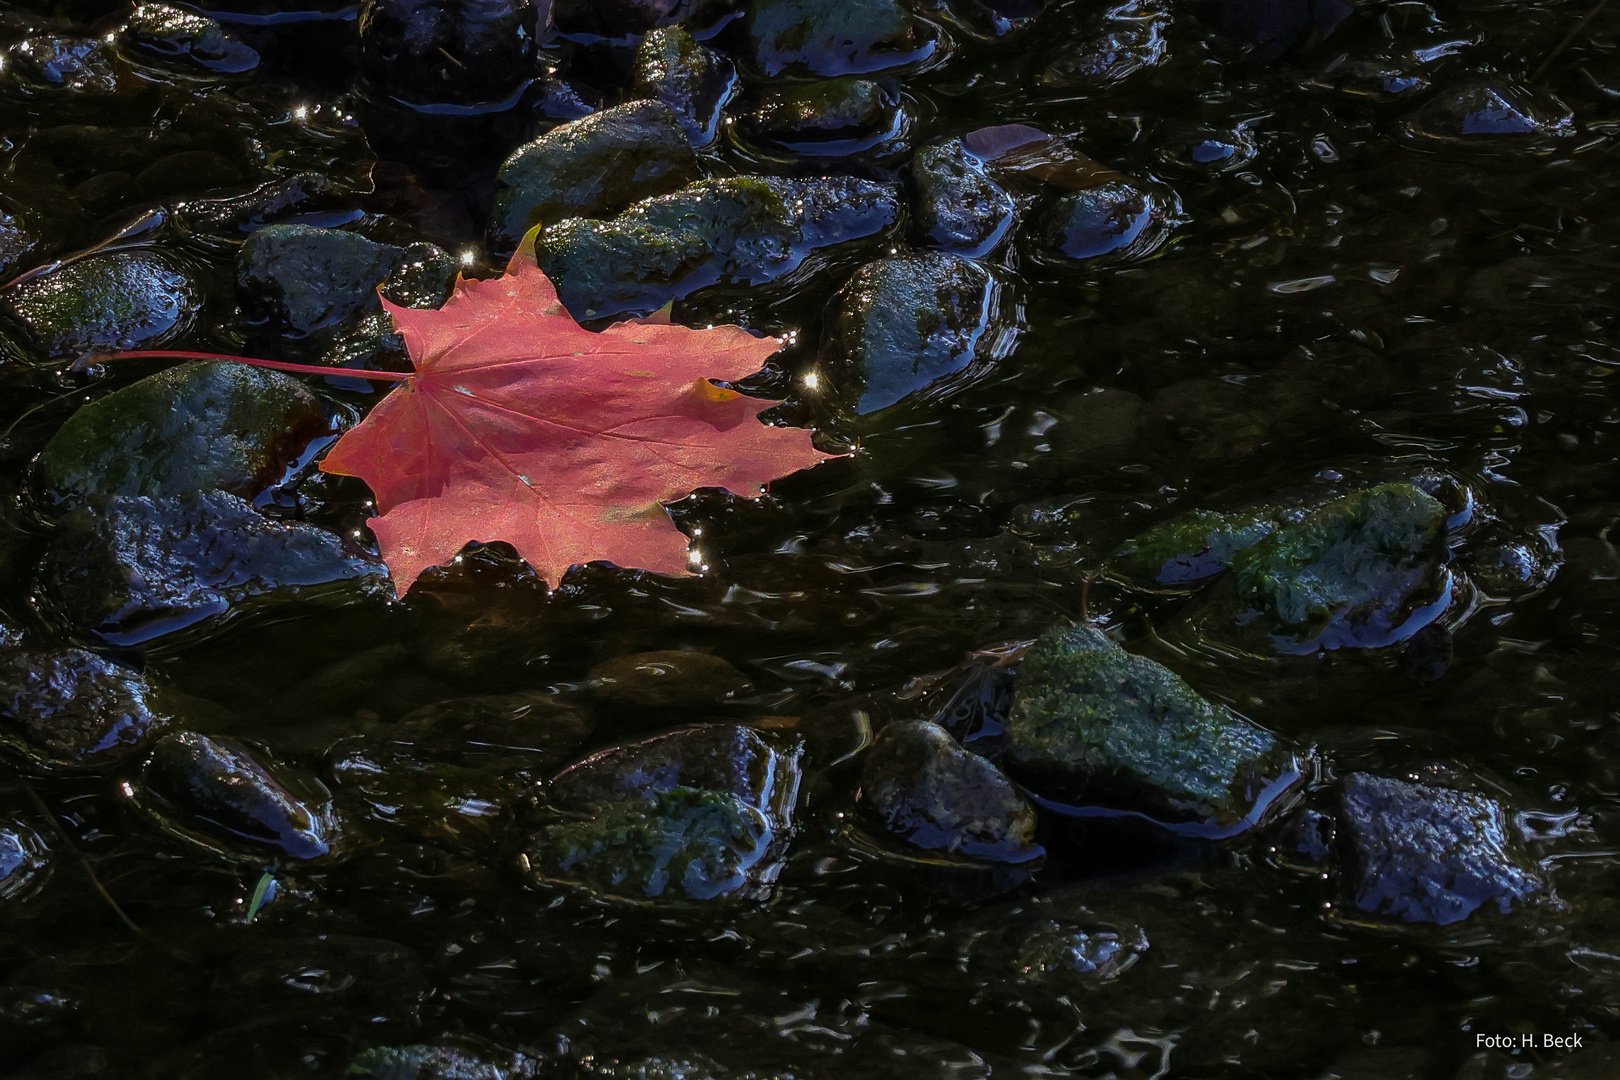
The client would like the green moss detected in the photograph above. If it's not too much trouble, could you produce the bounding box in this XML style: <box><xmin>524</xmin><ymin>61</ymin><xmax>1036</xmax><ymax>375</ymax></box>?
<box><xmin>1112</xmin><ymin>509</ymin><xmax>1278</xmax><ymax>588</ymax></box>
<box><xmin>537</xmin><ymin>785</ymin><xmax>773</xmax><ymax>901</ymax></box>
<box><xmin>1227</xmin><ymin>483</ymin><xmax>1447</xmax><ymax>640</ymax></box>
<box><xmin>746</xmin><ymin>0</ymin><xmax>930</xmax><ymax>77</ymax></box>
<box><xmin>4</xmin><ymin>250</ymin><xmax>199</xmax><ymax>358</ymax></box>
<box><xmin>1006</xmin><ymin>623</ymin><xmax>1277</xmax><ymax>823</ymax></box>
<box><xmin>36</xmin><ymin>361</ymin><xmax>325</xmax><ymax>502</ymax></box>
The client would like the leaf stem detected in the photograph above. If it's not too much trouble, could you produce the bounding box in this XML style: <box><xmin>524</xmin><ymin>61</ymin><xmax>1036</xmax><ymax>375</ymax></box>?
<box><xmin>96</xmin><ymin>351</ymin><xmax>415</xmax><ymax>383</ymax></box>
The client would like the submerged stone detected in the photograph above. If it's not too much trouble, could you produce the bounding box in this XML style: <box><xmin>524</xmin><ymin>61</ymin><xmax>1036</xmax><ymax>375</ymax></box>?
<box><xmin>1011</xmin><ymin>919</ymin><xmax>1149</xmax><ymax>984</ymax></box>
<box><xmin>348</xmin><ymin>1043</ymin><xmax>535</xmax><ymax>1080</ymax></box>
<box><xmin>6</xmin><ymin>36</ymin><xmax>121</xmax><ymax>95</ymax></box>
<box><xmin>1339</xmin><ymin>772</ymin><xmax>1542</xmax><ymax>925</ymax></box>
<box><xmin>36</xmin><ymin>361</ymin><xmax>326</xmax><ymax>503</ymax></box>
<box><xmin>120</xmin><ymin>3</ymin><xmax>260</xmax><ymax>75</ymax></box>
<box><xmin>39</xmin><ymin>490</ymin><xmax>384</xmax><ymax>646</ymax></box>
<box><xmin>1403</xmin><ymin>81</ymin><xmax>1575</xmax><ymax>144</ymax></box>
<box><xmin>734</xmin><ymin>78</ymin><xmax>905</xmax><ymax>156</ymax></box>
<box><xmin>588</xmin><ymin>650</ymin><xmax>754</xmax><ymax>710</ymax></box>
<box><xmin>1040</xmin><ymin>0</ymin><xmax>1169</xmax><ymax>89</ymax></box>
<box><xmin>1153</xmin><ymin>120</ymin><xmax>1258</xmax><ymax>174</ymax></box>
<box><xmin>237</xmin><ymin>225</ymin><xmax>451</xmax><ymax>338</ymax></box>
<box><xmin>1197</xmin><ymin>0</ymin><xmax>1351</xmax><ymax>60</ymax></box>
<box><xmin>0</xmin><ymin>203</ymin><xmax>41</xmax><ymax>282</ymax></box>
<box><xmin>744</xmin><ymin>0</ymin><xmax>940</xmax><ymax>77</ymax></box>
<box><xmin>531</xmin><ymin>723</ymin><xmax>802</xmax><ymax>902</ymax></box>
<box><xmin>359</xmin><ymin>0</ymin><xmax>541</xmax><ymax>106</ymax></box>
<box><xmin>910</xmin><ymin>138</ymin><xmax>1017</xmax><ymax>255</ymax></box>
<box><xmin>1194</xmin><ymin>483</ymin><xmax>1452</xmax><ymax>653</ymax></box>
<box><xmin>1006</xmin><ymin>623</ymin><xmax>1284</xmax><ymax>828</ymax></box>
<box><xmin>631</xmin><ymin>26</ymin><xmax>737</xmax><ymax>147</ymax></box>
<box><xmin>819</xmin><ymin>251</ymin><xmax>1012</xmax><ymax>414</ymax></box>
<box><xmin>537</xmin><ymin>174</ymin><xmax>901</xmax><ymax>319</ymax></box>
<box><xmin>858</xmin><ymin>720</ymin><xmax>1039</xmax><ymax>862</ymax></box>
<box><xmin>1042</xmin><ymin>177</ymin><xmax>1182</xmax><ymax>263</ymax></box>
<box><xmin>2</xmin><ymin>250</ymin><xmax>200</xmax><ymax>359</ymax></box>
<box><xmin>490</xmin><ymin>101</ymin><xmax>701</xmax><ymax>255</ymax></box>
<box><xmin>552</xmin><ymin>0</ymin><xmax>685</xmax><ymax>40</ymax></box>
<box><xmin>0</xmin><ymin>822</ymin><xmax>48</xmax><ymax>901</ymax></box>
<box><xmin>0</xmin><ymin>647</ymin><xmax>165</xmax><ymax>768</ymax></box>
<box><xmin>1111</xmin><ymin>509</ymin><xmax>1279</xmax><ymax>589</ymax></box>
<box><xmin>142</xmin><ymin>731</ymin><xmax>336</xmax><ymax>861</ymax></box>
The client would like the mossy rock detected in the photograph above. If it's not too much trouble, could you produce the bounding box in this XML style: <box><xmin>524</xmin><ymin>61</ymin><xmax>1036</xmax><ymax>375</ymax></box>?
<box><xmin>911</xmin><ymin>138</ymin><xmax>1016</xmax><ymax>255</ymax></box>
<box><xmin>1110</xmin><ymin>508</ymin><xmax>1279</xmax><ymax>589</ymax></box>
<box><xmin>1006</xmin><ymin>623</ymin><xmax>1282</xmax><ymax>827</ymax></box>
<box><xmin>734</xmin><ymin>77</ymin><xmax>903</xmax><ymax>154</ymax></box>
<box><xmin>36</xmin><ymin>361</ymin><xmax>327</xmax><ymax>503</ymax></box>
<box><xmin>631</xmin><ymin>26</ymin><xmax>737</xmax><ymax>147</ymax></box>
<box><xmin>3</xmin><ymin>250</ymin><xmax>200</xmax><ymax>359</ymax></box>
<box><xmin>744</xmin><ymin>0</ymin><xmax>939</xmax><ymax>77</ymax></box>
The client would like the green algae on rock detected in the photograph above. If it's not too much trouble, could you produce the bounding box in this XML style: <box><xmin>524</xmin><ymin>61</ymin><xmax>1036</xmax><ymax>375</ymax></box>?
<box><xmin>1006</xmin><ymin>623</ymin><xmax>1285</xmax><ymax>829</ymax></box>
<box><xmin>537</xmin><ymin>174</ymin><xmax>900</xmax><ymax>319</ymax></box>
<box><xmin>911</xmin><ymin>137</ymin><xmax>1017</xmax><ymax>255</ymax></box>
<box><xmin>489</xmin><ymin>100</ymin><xmax>701</xmax><ymax>255</ymax></box>
<box><xmin>35</xmin><ymin>361</ymin><xmax>327</xmax><ymax>503</ymax></box>
<box><xmin>734</xmin><ymin>77</ymin><xmax>906</xmax><ymax>156</ymax></box>
<box><xmin>743</xmin><ymin>0</ymin><xmax>940</xmax><ymax>77</ymax></box>
<box><xmin>1193</xmin><ymin>483</ymin><xmax>1453</xmax><ymax>653</ymax></box>
<box><xmin>1111</xmin><ymin>508</ymin><xmax>1280</xmax><ymax>590</ymax></box>
<box><xmin>631</xmin><ymin>26</ymin><xmax>737</xmax><ymax>147</ymax></box>
<box><xmin>2</xmin><ymin>249</ymin><xmax>200</xmax><ymax>358</ymax></box>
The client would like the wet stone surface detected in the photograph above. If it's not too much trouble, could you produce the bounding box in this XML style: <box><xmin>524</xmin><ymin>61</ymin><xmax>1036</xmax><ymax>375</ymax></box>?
<box><xmin>2</xmin><ymin>0</ymin><xmax>1620</xmax><ymax>1072</ymax></box>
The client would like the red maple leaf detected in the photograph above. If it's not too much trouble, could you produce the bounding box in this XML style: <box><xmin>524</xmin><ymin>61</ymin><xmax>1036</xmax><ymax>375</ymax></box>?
<box><xmin>107</xmin><ymin>240</ymin><xmax>836</xmax><ymax>595</ymax></box>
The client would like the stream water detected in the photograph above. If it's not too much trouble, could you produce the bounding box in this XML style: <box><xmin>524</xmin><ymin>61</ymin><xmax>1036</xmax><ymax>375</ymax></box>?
<box><xmin>3</xmin><ymin>0</ymin><xmax>1620</xmax><ymax>1077</ymax></box>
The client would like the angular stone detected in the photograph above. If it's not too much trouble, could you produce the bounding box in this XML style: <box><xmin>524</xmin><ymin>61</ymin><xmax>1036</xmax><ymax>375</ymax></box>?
<box><xmin>549</xmin><ymin>724</ymin><xmax>800</xmax><ymax>817</ymax></box>
<box><xmin>1207</xmin><ymin>483</ymin><xmax>1452</xmax><ymax>652</ymax></box>
<box><xmin>490</xmin><ymin>101</ymin><xmax>701</xmax><ymax>255</ymax></box>
<box><xmin>588</xmin><ymin>650</ymin><xmax>753</xmax><ymax>710</ymax></box>
<box><xmin>734</xmin><ymin>77</ymin><xmax>904</xmax><ymax>156</ymax></box>
<box><xmin>39</xmin><ymin>491</ymin><xmax>384</xmax><ymax>646</ymax></box>
<box><xmin>0</xmin><ymin>647</ymin><xmax>165</xmax><ymax>768</ymax></box>
<box><xmin>36</xmin><ymin>362</ymin><xmax>327</xmax><ymax>503</ymax></box>
<box><xmin>3</xmin><ymin>250</ymin><xmax>200</xmax><ymax>359</ymax></box>
<box><xmin>1403</xmin><ymin>81</ymin><xmax>1575</xmax><ymax>144</ymax></box>
<box><xmin>1339</xmin><ymin>773</ymin><xmax>1542</xmax><ymax>925</ymax></box>
<box><xmin>1111</xmin><ymin>509</ymin><xmax>1278</xmax><ymax>589</ymax></box>
<box><xmin>142</xmin><ymin>731</ymin><xmax>336</xmax><ymax>860</ymax></box>
<box><xmin>744</xmin><ymin>0</ymin><xmax>940</xmax><ymax>77</ymax></box>
<box><xmin>237</xmin><ymin>225</ymin><xmax>436</xmax><ymax>338</ymax></box>
<box><xmin>911</xmin><ymin>138</ymin><xmax>1016</xmax><ymax>255</ymax></box>
<box><xmin>819</xmin><ymin>251</ymin><xmax>1011</xmax><ymax>414</ymax></box>
<box><xmin>538</xmin><ymin>174</ymin><xmax>900</xmax><ymax>319</ymax></box>
<box><xmin>858</xmin><ymin>720</ymin><xmax>1039</xmax><ymax>862</ymax></box>
<box><xmin>631</xmin><ymin>26</ymin><xmax>737</xmax><ymax>147</ymax></box>
<box><xmin>1043</xmin><ymin>177</ymin><xmax>1182</xmax><ymax>263</ymax></box>
<box><xmin>120</xmin><ymin>3</ymin><xmax>259</xmax><ymax>75</ymax></box>
<box><xmin>1006</xmin><ymin>623</ymin><xmax>1282</xmax><ymax>827</ymax></box>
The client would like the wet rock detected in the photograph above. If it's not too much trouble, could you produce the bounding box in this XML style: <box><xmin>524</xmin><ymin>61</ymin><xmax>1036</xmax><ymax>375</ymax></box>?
<box><xmin>141</xmin><ymin>731</ymin><xmax>337</xmax><ymax>860</ymax></box>
<box><xmin>734</xmin><ymin>77</ymin><xmax>906</xmax><ymax>156</ymax></box>
<box><xmin>1042</xmin><ymin>176</ymin><xmax>1182</xmax><ymax>263</ymax></box>
<box><xmin>818</xmin><ymin>251</ymin><xmax>1013</xmax><ymax>414</ymax></box>
<box><xmin>1040</xmin><ymin>0</ymin><xmax>1169</xmax><ymax>89</ymax></box>
<box><xmin>537</xmin><ymin>174</ymin><xmax>901</xmax><ymax>319</ymax></box>
<box><xmin>1111</xmin><ymin>508</ymin><xmax>1279</xmax><ymax>589</ymax></box>
<box><xmin>237</xmin><ymin>225</ymin><xmax>452</xmax><ymax>338</ymax></box>
<box><xmin>530</xmin><ymin>723</ymin><xmax>802</xmax><ymax>901</ymax></box>
<box><xmin>213</xmin><ymin>934</ymin><xmax>427</xmax><ymax>1024</ymax></box>
<box><xmin>395</xmin><ymin>692</ymin><xmax>594</xmax><ymax>770</ymax></box>
<box><xmin>1153</xmin><ymin>120</ymin><xmax>1257</xmax><ymax>174</ymax></box>
<box><xmin>120</xmin><ymin>3</ymin><xmax>260</xmax><ymax>75</ymax></box>
<box><xmin>349</xmin><ymin>1043</ymin><xmax>538</xmax><ymax>1079</ymax></box>
<box><xmin>1339</xmin><ymin>772</ymin><xmax>1542</xmax><ymax>925</ymax></box>
<box><xmin>1006</xmin><ymin>623</ymin><xmax>1285</xmax><ymax>829</ymax></box>
<box><xmin>39</xmin><ymin>491</ymin><xmax>384</xmax><ymax>646</ymax></box>
<box><xmin>5</xmin><ymin>37</ymin><xmax>121</xmax><ymax>96</ymax></box>
<box><xmin>0</xmin><ymin>822</ymin><xmax>48</xmax><ymax>900</ymax></box>
<box><xmin>910</xmin><ymin>138</ymin><xmax>1017</xmax><ymax>255</ymax></box>
<box><xmin>1011</xmin><ymin>919</ymin><xmax>1149</xmax><ymax>983</ymax></box>
<box><xmin>36</xmin><ymin>361</ymin><xmax>327</xmax><ymax>503</ymax></box>
<box><xmin>1403</xmin><ymin>81</ymin><xmax>1575</xmax><ymax>144</ymax></box>
<box><xmin>858</xmin><ymin>719</ymin><xmax>1039</xmax><ymax>862</ymax></box>
<box><xmin>490</xmin><ymin>101</ymin><xmax>701</xmax><ymax>256</ymax></box>
<box><xmin>1185</xmin><ymin>483</ymin><xmax>1452</xmax><ymax>653</ymax></box>
<box><xmin>2</xmin><ymin>250</ymin><xmax>200</xmax><ymax>359</ymax></box>
<box><xmin>589</xmin><ymin>650</ymin><xmax>754</xmax><ymax>710</ymax></box>
<box><xmin>359</xmin><ymin>0</ymin><xmax>541</xmax><ymax>107</ymax></box>
<box><xmin>0</xmin><ymin>203</ymin><xmax>40</xmax><ymax>281</ymax></box>
<box><xmin>0</xmin><ymin>647</ymin><xmax>165</xmax><ymax>768</ymax></box>
<box><xmin>744</xmin><ymin>0</ymin><xmax>941</xmax><ymax>77</ymax></box>
<box><xmin>1197</xmin><ymin>0</ymin><xmax>1352</xmax><ymax>60</ymax></box>
<box><xmin>631</xmin><ymin>27</ymin><xmax>738</xmax><ymax>147</ymax></box>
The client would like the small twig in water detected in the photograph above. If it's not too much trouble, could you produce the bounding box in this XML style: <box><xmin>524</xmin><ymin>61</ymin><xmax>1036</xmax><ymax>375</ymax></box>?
<box><xmin>1531</xmin><ymin>0</ymin><xmax>1610</xmax><ymax>83</ymax></box>
<box><xmin>20</xmin><ymin>780</ymin><xmax>142</xmax><ymax>935</ymax></box>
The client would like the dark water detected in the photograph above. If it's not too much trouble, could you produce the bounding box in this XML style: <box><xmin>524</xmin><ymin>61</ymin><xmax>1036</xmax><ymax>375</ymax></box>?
<box><xmin>3</xmin><ymin>0</ymin><xmax>1620</xmax><ymax>1077</ymax></box>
